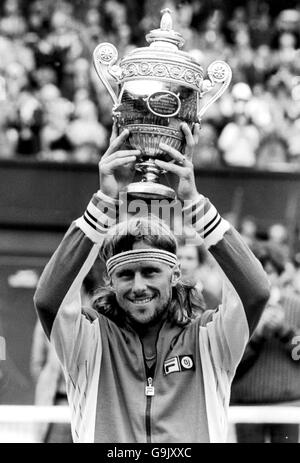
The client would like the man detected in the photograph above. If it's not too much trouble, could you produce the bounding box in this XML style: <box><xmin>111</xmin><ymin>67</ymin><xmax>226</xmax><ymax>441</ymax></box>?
<box><xmin>34</xmin><ymin>123</ymin><xmax>270</xmax><ymax>443</ymax></box>
<box><xmin>177</xmin><ymin>239</ymin><xmax>222</xmax><ymax>309</ymax></box>
<box><xmin>30</xmin><ymin>320</ymin><xmax>72</xmax><ymax>443</ymax></box>
<box><xmin>231</xmin><ymin>242</ymin><xmax>300</xmax><ymax>443</ymax></box>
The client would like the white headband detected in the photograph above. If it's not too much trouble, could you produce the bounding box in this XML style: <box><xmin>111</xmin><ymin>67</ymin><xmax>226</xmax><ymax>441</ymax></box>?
<box><xmin>106</xmin><ymin>249</ymin><xmax>178</xmax><ymax>277</ymax></box>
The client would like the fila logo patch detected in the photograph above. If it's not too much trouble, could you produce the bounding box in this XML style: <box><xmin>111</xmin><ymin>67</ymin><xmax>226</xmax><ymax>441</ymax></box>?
<box><xmin>164</xmin><ymin>355</ymin><xmax>195</xmax><ymax>375</ymax></box>
<box><xmin>164</xmin><ymin>357</ymin><xmax>180</xmax><ymax>375</ymax></box>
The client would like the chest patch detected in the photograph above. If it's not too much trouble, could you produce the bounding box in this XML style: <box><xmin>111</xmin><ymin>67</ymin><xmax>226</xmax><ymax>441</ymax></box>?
<box><xmin>164</xmin><ymin>355</ymin><xmax>195</xmax><ymax>375</ymax></box>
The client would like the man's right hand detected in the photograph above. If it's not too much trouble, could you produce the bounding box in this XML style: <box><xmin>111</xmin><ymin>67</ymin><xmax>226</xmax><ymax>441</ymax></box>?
<box><xmin>99</xmin><ymin>124</ymin><xmax>141</xmax><ymax>199</ymax></box>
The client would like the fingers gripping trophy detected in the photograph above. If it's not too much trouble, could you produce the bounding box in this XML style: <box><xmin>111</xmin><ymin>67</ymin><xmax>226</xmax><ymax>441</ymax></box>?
<box><xmin>93</xmin><ymin>8</ymin><xmax>232</xmax><ymax>200</ymax></box>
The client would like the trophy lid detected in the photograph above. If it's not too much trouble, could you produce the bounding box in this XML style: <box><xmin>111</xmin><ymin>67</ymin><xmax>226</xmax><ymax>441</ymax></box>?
<box><xmin>146</xmin><ymin>8</ymin><xmax>185</xmax><ymax>49</ymax></box>
<box><xmin>118</xmin><ymin>9</ymin><xmax>204</xmax><ymax>92</ymax></box>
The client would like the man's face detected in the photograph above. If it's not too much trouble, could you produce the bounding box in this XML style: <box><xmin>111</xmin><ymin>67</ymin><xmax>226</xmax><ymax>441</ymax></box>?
<box><xmin>111</xmin><ymin>243</ymin><xmax>179</xmax><ymax>326</ymax></box>
<box><xmin>177</xmin><ymin>245</ymin><xmax>199</xmax><ymax>281</ymax></box>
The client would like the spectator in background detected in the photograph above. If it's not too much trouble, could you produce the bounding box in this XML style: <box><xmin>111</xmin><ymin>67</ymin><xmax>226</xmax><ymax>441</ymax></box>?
<box><xmin>269</xmin><ymin>224</ymin><xmax>289</xmax><ymax>252</ymax></box>
<box><xmin>15</xmin><ymin>89</ymin><xmax>43</xmax><ymax>156</ymax></box>
<box><xmin>218</xmin><ymin>83</ymin><xmax>260</xmax><ymax>167</ymax></box>
<box><xmin>229</xmin><ymin>27</ymin><xmax>255</xmax><ymax>84</ymax></box>
<box><xmin>246</xmin><ymin>84</ymin><xmax>274</xmax><ymax>133</ymax></box>
<box><xmin>231</xmin><ymin>242</ymin><xmax>300</xmax><ymax>443</ymax></box>
<box><xmin>5</xmin><ymin>61</ymin><xmax>30</xmax><ymax>101</ymax></box>
<box><xmin>39</xmin><ymin>89</ymin><xmax>74</xmax><ymax>161</ymax></box>
<box><xmin>71</xmin><ymin>58</ymin><xmax>92</xmax><ymax>96</ymax></box>
<box><xmin>30</xmin><ymin>320</ymin><xmax>73</xmax><ymax>443</ymax></box>
<box><xmin>197</xmin><ymin>9</ymin><xmax>230</xmax><ymax>69</ymax></box>
<box><xmin>193</xmin><ymin>122</ymin><xmax>220</xmax><ymax>168</ymax></box>
<box><xmin>256</xmin><ymin>134</ymin><xmax>288</xmax><ymax>169</ymax></box>
<box><xmin>83</xmin><ymin>6</ymin><xmax>104</xmax><ymax>47</ymax></box>
<box><xmin>34</xmin><ymin>65</ymin><xmax>57</xmax><ymax>89</ymax></box>
<box><xmin>66</xmin><ymin>99</ymin><xmax>107</xmax><ymax>163</ymax></box>
<box><xmin>37</xmin><ymin>4</ymin><xmax>83</xmax><ymax>98</ymax></box>
<box><xmin>0</xmin><ymin>0</ymin><xmax>35</xmax><ymax>74</ymax></box>
<box><xmin>252</xmin><ymin>45</ymin><xmax>274</xmax><ymax>85</ymax></box>
<box><xmin>274</xmin><ymin>31</ymin><xmax>300</xmax><ymax>72</ymax></box>
<box><xmin>249</xmin><ymin>4</ymin><xmax>273</xmax><ymax>49</ymax></box>
<box><xmin>2</xmin><ymin>61</ymin><xmax>43</xmax><ymax>157</ymax></box>
<box><xmin>177</xmin><ymin>239</ymin><xmax>205</xmax><ymax>290</ymax></box>
<box><xmin>0</xmin><ymin>108</ymin><xmax>18</xmax><ymax>159</ymax></box>
<box><xmin>177</xmin><ymin>238</ymin><xmax>222</xmax><ymax>310</ymax></box>
<box><xmin>1</xmin><ymin>0</ymin><xmax>25</xmax><ymax>35</ymax></box>
<box><xmin>26</xmin><ymin>0</ymin><xmax>51</xmax><ymax>39</ymax></box>
<box><xmin>267</xmin><ymin>73</ymin><xmax>293</xmax><ymax>138</ymax></box>
<box><xmin>239</xmin><ymin>216</ymin><xmax>258</xmax><ymax>247</ymax></box>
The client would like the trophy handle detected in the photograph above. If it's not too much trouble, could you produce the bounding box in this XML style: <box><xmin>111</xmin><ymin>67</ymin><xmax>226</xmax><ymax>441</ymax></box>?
<box><xmin>93</xmin><ymin>43</ymin><xmax>121</xmax><ymax>107</ymax></box>
<box><xmin>197</xmin><ymin>61</ymin><xmax>232</xmax><ymax>120</ymax></box>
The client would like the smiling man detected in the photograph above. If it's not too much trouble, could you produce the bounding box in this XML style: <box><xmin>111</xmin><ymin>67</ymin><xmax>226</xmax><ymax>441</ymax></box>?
<box><xmin>34</xmin><ymin>123</ymin><xmax>270</xmax><ymax>443</ymax></box>
<box><xmin>109</xmin><ymin>245</ymin><xmax>177</xmax><ymax>326</ymax></box>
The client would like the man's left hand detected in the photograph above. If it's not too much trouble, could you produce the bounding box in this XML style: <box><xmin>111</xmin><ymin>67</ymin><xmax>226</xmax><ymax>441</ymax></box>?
<box><xmin>154</xmin><ymin>122</ymin><xmax>201</xmax><ymax>203</ymax></box>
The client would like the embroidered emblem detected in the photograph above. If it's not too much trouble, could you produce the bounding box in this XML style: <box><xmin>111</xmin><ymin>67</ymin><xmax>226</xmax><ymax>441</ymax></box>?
<box><xmin>164</xmin><ymin>355</ymin><xmax>195</xmax><ymax>375</ymax></box>
<box><xmin>180</xmin><ymin>355</ymin><xmax>193</xmax><ymax>370</ymax></box>
<box><xmin>164</xmin><ymin>356</ymin><xmax>180</xmax><ymax>375</ymax></box>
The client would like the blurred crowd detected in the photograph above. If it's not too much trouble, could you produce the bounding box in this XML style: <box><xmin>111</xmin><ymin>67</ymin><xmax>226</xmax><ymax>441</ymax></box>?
<box><xmin>1</xmin><ymin>0</ymin><xmax>300</xmax><ymax>169</ymax></box>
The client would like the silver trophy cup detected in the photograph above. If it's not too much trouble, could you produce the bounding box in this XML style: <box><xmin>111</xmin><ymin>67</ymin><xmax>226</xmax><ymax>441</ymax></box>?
<box><xmin>93</xmin><ymin>9</ymin><xmax>232</xmax><ymax>200</ymax></box>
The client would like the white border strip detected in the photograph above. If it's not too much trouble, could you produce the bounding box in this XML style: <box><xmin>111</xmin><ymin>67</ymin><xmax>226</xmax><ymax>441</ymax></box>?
<box><xmin>0</xmin><ymin>406</ymin><xmax>299</xmax><ymax>424</ymax></box>
<box><xmin>0</xmin><ymin>406</ymin><xmax>71</xmax><ymax>423</ymax></box>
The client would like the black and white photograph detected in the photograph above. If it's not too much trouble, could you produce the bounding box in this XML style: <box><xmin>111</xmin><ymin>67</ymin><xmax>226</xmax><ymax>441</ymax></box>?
<box><xmin>1</xmin><ymin>0</ymin><xmax>300</xmax><ymax>449</ymax></box>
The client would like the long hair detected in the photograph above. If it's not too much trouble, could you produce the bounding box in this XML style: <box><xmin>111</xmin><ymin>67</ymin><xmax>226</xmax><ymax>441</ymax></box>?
<box><xmin>92</xmin><ymin>215</ymin><xmax>206</xmax><ymax>326</ymax></box>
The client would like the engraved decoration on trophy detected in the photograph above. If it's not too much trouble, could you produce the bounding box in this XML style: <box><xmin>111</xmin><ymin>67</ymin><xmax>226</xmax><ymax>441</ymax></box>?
<box><xmin>93</xmin><ymin>8</ymin><xmax>232</xmax><ymax>200</ymax></box>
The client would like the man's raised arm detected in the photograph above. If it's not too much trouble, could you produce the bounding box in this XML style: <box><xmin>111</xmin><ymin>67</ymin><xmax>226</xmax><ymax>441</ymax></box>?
<box><xmin>34</xmin><ymin>127</ymin><xmax>141</xmax><ymax>370</ymax></box>
<box><xmin>33</xmin><ymin>191</ymin><xmax>118</xmax><ymax>367</ymax></box>
<box><xmin>182</xmin><ymin>195</ymin><xmax>270</xmax><ymax>336</ymax></box>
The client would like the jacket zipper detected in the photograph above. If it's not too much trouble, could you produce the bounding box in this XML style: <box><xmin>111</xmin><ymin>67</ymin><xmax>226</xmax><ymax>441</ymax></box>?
<box><xmin>145</xmin><ymin>377</ymin><xmax>155</xmax><ymax>443</ymax></box>
<box><xmin>139</xmin><ymin>337</ymin><xmax>156</xmax><ymax>443</ymax></box>
<box><xmin>139</xmin><ymin>320</ymin><xmax>166</xmax><ymax>443</ymax></box>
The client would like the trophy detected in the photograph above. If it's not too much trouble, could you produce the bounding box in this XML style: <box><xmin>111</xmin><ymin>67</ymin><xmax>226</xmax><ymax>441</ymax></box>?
<box><xmin>93</xmin><ymin>8</ymin><xmax>232</xmax><ymax>200</ymax></box>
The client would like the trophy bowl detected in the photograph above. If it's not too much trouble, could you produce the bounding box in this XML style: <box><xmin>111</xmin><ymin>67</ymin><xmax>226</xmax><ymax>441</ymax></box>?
<box><xmin>93</xmin><ymin>9</ymin><xmax>232</xmax><ymax>200</ymax></box>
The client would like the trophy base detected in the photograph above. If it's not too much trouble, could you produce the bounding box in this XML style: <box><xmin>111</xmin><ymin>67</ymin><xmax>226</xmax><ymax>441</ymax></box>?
<box><xmin>126</xmin><ymin>182</ymin><xmax>176</xmax><ymax>201</ymax></box>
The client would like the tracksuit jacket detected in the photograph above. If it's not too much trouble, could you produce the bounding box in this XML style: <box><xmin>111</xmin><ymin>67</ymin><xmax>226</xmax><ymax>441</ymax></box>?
<box><xmin>34</xmin><ymin>190</ymin><xmax>270</xmax><ymax>443</ymax></box>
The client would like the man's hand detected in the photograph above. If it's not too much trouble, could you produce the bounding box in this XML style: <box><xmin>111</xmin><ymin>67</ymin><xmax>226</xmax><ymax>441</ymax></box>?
<box><xmin>154</xmin><ymin>122</ymin><xmax>201</xmax><ymax>202</ymax></box>
<box><xmin>99</xmin><ymin>123</ymin><xmax>141</xmax><ymax>199</ymax></box>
